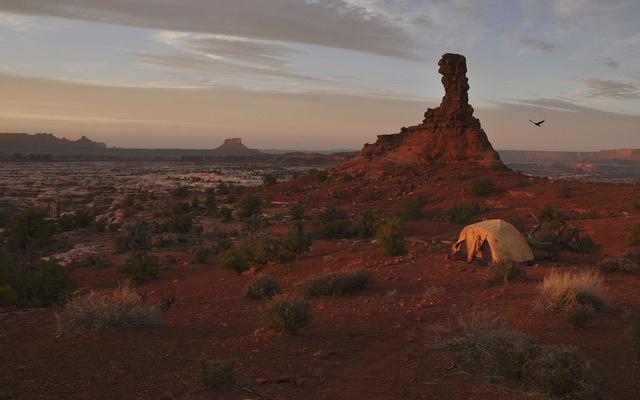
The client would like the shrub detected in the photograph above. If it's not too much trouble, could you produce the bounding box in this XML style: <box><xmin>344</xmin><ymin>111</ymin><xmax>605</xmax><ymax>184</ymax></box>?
<box><xmin>237</xmin><ymin>195</ymin><xmax>262</xmax><ymax>218</ymax></box>
<box><xmin>3</xmin><ymin>259</ymin><xmax>74</xmax><ymax>307</ymax></box>
<box><xmin>471</xmin><ymin>179</ymin><xmax>498</xmax><ymax>197</ymax></box>
<box><xmin>356</xmin><ymin>210</ymin><xmax>376</xmax><ymax>239</ymax></box>
<box><xmin>190</xmin><ymin>246</ymin><xmax>210</xmax><ymax>264</ymax></box>
<box><xmin>218</xmin><ymin>206</ymin><xmax>232</xmax><ymax>222</ymax></box>
<box><xmin>376</xmin><ymin>218</ymin><xmax>406</xmax><ymax>256</ymax></box>
<box><xmin>290</xmin><ymin>203</ymin><xmax>305</xmax><ymax>220</ymax></box>
<box><xmin>623</xmin><ymin>310</ymin><xmax>640</xmax><ymax>357</ymax></box>
<box><xmin>316</xmin><ymin>205</ymin><xmax>352</xmax><ymax>239</ymax></box>
<box><xmin>201</xmin><ymin>359</ymin><xmax>234</xmax><ymax>390</ymax></box>
<box><xmin>599</xmin><ymin>255</ymin><xmax>640</xmax><ymax>275</ymax></box>
<box><xmin>119</xmin><ymin>252</ymin><xmax>160</xmax><ymax>285</ymax></box>
<box><xmin>6</xmin><ymin>208</ymin><xmax>55</xmax><ymax>253</ymax></box>
<box><xmin>244</xmin><ymin>274</ymin><xmax>281</xmax><ymax>300</ymax></box>
<box><xmin>172</xmin><ymin>185</ymin><xmax>190</xmax><ymax>198</ymax></box>
<box><xmin>217</xmin><ymin>182</ymin><xmax>231</xmax><ymax>195</ymax></box>
<box><xmin>205</xmin><ymin>194</ymin><xmax>217</xmax><ymax>216</ymax></box>
<box><xmin>57</xmin><ymin>209</ymin><xmax>93</xmax><ymax>232</ymax></box>
<box><xmin>265</xmin><ymin>294</ymin><xmax>312</xmax><ymax>334</ymax></box>
<box><xmin>279</xmin><ymin>222</ymin><xmax>312</xmax><ymax>262</ymax></box>
<box><xmin>446</xmin><ymin>201</ymin><xmax>480</xmax><ymax>225</ymax></box>
<box><xmin>239</xmin><ymin>234</ymin><xmax>280</xmax><ymax>264</ymax></box>
<box><xmin>630</xmin><ymin>224</ymin><xmax>640</xmax><ymax>246</ymax></box>
<box><xmin>485</xmin><ymin>262</ymin><xmax>526</xmax><ymax>286</ymax></box>
<box><xmin>117</xmin><ymin>221</ymin><xmax>152</xmax><ymax>253</ymax></box>
<box><xmin>219</xmin><ymin>248</ymin><xmax>248</xmax><ymax>273</ymax></box>
<box><xmin>577</xmin><ymin>234</ymin><xmax>600</xmax><ymax>254</ymax></box>
<box><xmin>304</xmin><ymin>269</ymin><xmax>372</xmax><ymax>297</ymax></box>
<box><xmin>632</xmin><ymin>199</ymin><xmax>640</xmax><ymax>213</ymax></box>
<box><xmin>0</xmin><ymin>284</ymin><xmax>17</xmax><ymax>306</ymax></box>
<box><xmin>158</xmin><ymin>202</ymin><xmax>193</xmax><ymax>234</ymax></box>
<box><xmin>398</xmin><ymin>196</ymin><xmax>425</xmax><ymax>220</ymax></box>
<box><xmin>59</xmin><ymin>285</ymin><xmax>160</xmax><ymax>334</ymax></box>
<box><xmin>536</xmin><ymin>269</ymin><xmax>607</xmax><ymax>327</ymax></box>
<box><xmin>262</xmin><ymin>174</ymin><xmax>277</xmax><ymax>186</ymax></box>
<box><xmin>539</xmin><ymin>205</ymin><xmax>566</xmax><ymax>222</ymax></box>
<box><xmin>532</xmin><ymin>346</ymin><xmax>596</xmax><ymax>400</ymax></box>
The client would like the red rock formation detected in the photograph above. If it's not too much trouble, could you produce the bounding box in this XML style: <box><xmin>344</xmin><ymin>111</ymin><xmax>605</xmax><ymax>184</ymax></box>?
<box><xmin>342</xmin><ymin>53</ymin><xmax>503</xmax><ymax>174</ymax></box>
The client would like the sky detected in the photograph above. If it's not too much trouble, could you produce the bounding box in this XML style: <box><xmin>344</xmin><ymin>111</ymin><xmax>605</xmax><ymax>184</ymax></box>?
<box><xmin>0</xmin><ymin>0</ymin><xmax>639</xmax><ymax>151</ymax></box>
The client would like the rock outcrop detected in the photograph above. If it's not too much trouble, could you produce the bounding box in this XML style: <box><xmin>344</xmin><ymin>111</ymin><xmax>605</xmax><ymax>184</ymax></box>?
<box><xmin>342</xmin><ymin>53</ymin><xmax>503</xmax><ymax>174</ymax></box>
<box><xmin>211</xmin><ymin>138</ymin><xmax>262</xmax><ymax>157</ymax></box>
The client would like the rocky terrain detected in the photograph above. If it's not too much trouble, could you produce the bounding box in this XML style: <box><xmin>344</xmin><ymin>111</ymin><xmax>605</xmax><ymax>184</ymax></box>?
<box><xmin>2</xmin><ymin>54</ymin><xmax>640</xmax><ymax>400</ymax></box>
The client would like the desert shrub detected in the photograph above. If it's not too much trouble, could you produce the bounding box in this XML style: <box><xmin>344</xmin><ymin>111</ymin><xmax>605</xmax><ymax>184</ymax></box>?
<box><xmin>376</xmin><ymin>218</ymin><xmax>406</xmax><ymax>256</ymax></box>
<box><xmin>532</xmin><ymin>346</ymin><xmax>597</xmax><ymax>400</ymax></box>
<box><xmin>623</xmin><ymin>310</ymin><xmax>640</xmax><ymax>357</ymax></box>
<box><xmin>59</xmin><ymin>285</ymin><xmax>160</xmax><ymax>334</ymax></box>
<box><xmin>239</xmin><ymin>233</ymin><xmax>280</xmax><ymax>264</ymax></box>
<box><xmin>290</xmin><ymin>203</ymin><xmax>305</xmax><ymax>220</ymax></box>
<box><xmin>262</xmin><ymin>174</ymin><xmax>277</xmax><ymax>186</ymax></box>
<box><xmin>4</xmin><ymin>259</ymin><xmax>74</xmax><ymax>307</ymax></box>
<box><xmin>0</xmin><ymin>284</ymin><xmax>17</xmax><ymax>306</ymax></box>
<box><xmin>316</xmin><ymin>205</ymin><xmax>352</xmax><ymax>239</ymax></box>
<box><xmin>237</xmin><ymin>195</ymin><xmax>262</xmax><ymax>218</ymax></box>
<box><xmin>158</xmin><ymin>202</ymin><xmax>193</xmax><ymax>234</ymax></box>
<box><xmin>485</xmin><ymin>262</ymin><xmax>526</xmax><ymax>286</ymax></box>
<box><xmin>219</xmin><ymin>248</ymin><xmax>248</xmax><ymax>273</ymax></box>
<box><xmin>471</xmin><ymin>178</ymin><xmax>498</xmax><ymax>197</ymax></box>
<box><xmin>446</xmin><ymin>201</ymin><xmax>480</xmax><ymax>225</ymax></box>
<box><xmin>360</xmin><ymin>189</ymin><xmax>380</xmax><ymax>203</ymax></box>
<box><xmin>120</xmin><ymin>221</ymin><xmax>152</xmax><ymax>252</ymax></box>
<box><xmin>204</xmin><ymin>194</ymin><xmax>217</xmax><ymax>216</ymax></box>
<box><xmin>576</xmin><ymin>234</ymin><xmax>600</xmax><ymax>254</ymax></box>
<box><xmin>119</xmin><ymin>252</ymin><xmax>160</xmax><ymax>285</ymax></box>
<box><xmin>631</xmin><ymin>199</ymin><xmax>640</xmax><ymax>213</ymax></box>
<box><xmin>356</xmin><ymin>210</ymin><xmax>376</xmax><ymax>239</ymax></box>
<box><xmin>244</xmin><ymin>274</ymin><xmax>281</xmax><ymax>300</ymax></box>
<box><xmin>398</xmin><ymin>196</ymin><xmax>425</xmax><ymax>220</ymax></box>
<box><xmin>201</xmin><ymin>359</ymin><xmax>234</xmax><ymax>390</ymax></box>
<box><xmin>599</xmin><ymin>255</ymin><xmax>640</xmax><ymax>275</ymax></box>
<box><xmin>6</xmin><ymin>208</ymin><xmax>55</xmax><ymax>253</ymax></box>
<box><xmin>539</xmin><ymin>205</ymin><xmax>566</xmax><ymax>222</ymax></box>
<box><xmin>308</xmin><ymin>169</ymin><xmax>328</xmax><ymax>182</ymax></box>
<box><xmin>304</xmin><ymin>268</ymin><xmax>372</xmax><ymax>297</ymax></box>
<box><xmin>57</xmin><ymin>209</ymin><xmax>93</xmax><ymax>232</ymax></box>
<box><xmin>280</xmin><ymin>222</ymin><xmax>312</xmax><ymax>260</ymax></box>
<box><xmin>218</xmin><ymin>206</ymin><xmax>232</xmax><ymax>222</ymax></box>
<box><xmin>630</xmin><ymin>224</ymin><xmax>640</xmax><ymax>246</ymax></box>
<box><xmin>190</xmin><ymin>246</ymin><xmax>210</xmax><ymax>264</ymax></box>
<box><xmin>172</xmin><ymin>185</ymin><xmax>190</xmax><ymax>198</ymax></box>
<box><xmin>217</xmin><ymin>182</ymin><xmax>231</xmax><ymax>195</ymax></box>
<box><xmin>265</xmin><ymin>294</ymin><xmax>312</xmax><ymax>334</ymax></box>
<box><xmin>536</xmin><ymin>269</ymin><xmax>607</xmax><ymax>327</ymax></box>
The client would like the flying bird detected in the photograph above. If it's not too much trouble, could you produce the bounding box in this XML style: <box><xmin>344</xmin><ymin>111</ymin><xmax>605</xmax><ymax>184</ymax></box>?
<box><xmin>529</xmin><ymin>119</ymin><xmax>545</xmax><ymax>127</ymax></box>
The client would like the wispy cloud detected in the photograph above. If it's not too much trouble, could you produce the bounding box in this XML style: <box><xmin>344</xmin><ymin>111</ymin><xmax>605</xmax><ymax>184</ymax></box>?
<box><xmin>520</xmin><ymin>37</ymin><xmax>558</xmax><ymax>52</ymax></box>
<box><xmin>599</xmin><ymin>57</ymin><xmax>620</xmax><ymax>68</ymax></box>
<box><xmin>580</xmin><ymin>78</ymin><xmax>640</xmax><ymax>99</ymax></box>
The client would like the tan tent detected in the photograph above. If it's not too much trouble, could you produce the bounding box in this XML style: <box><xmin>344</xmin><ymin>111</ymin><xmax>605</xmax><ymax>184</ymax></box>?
<box><xmin>451</xmin><ymin>219</ymin><xmax>534</xmax><ymax>264</ymax></box>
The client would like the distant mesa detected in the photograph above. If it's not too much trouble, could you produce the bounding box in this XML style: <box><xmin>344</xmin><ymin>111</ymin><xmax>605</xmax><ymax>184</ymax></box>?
<box><xmin>0</xmin><ymin>132</ymin><xmax>107</xmax><ymax>155</ymax></box>
<box><xmin>342</xmin><ymin>53</ymin><xmax>503</xmax><ymax>174</ymax></box>
<box><xmin>211</xmin><ymin>137</ymin><xmax>262</xmax><ymax>157</ymax></box>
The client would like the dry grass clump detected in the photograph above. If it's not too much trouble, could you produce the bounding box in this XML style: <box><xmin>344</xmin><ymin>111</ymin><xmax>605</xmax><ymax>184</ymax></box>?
<box><xmin>201</xmin><ymin>359</ymin><xmax>234</xmax><ymax>390</ymax></box>
<box><xmin>244</xmin><ymin>274</ymin><xmax>281</xmax><ymax>300</ymax></box>
<box><xmin>455</xmin><ymin>311</ymin><xmax>598</xmax><ymax>400</ymax></box>
<box><xmin>59</xmin><ymin>285</ymin><xmax>160</xmax><ymax>334</ymax></box>
<box><xmin>265</xmin><ymin>294</ymin><xmax>311</xmax><ymax>334</ymax></box>
<box><xmin>304</xmin><ymin>268</ymin><xmax>372</xmax><ymax>297</ymax></box>
<box><xmin>536</xmin><ymin>269</ymin><xmax>607</xmax><ymax>327</ymax></box>
<box><xmin>484</xmin><ymin>262</ymin><xmax>526</xmax><ymax>286</ymax></box>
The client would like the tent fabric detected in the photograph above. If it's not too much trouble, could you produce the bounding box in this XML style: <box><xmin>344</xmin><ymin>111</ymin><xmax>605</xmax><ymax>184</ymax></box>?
<box><xmin>451</xmin><ymin>219</ymin><xmax>534</xmax><ymax>264</ymax></box>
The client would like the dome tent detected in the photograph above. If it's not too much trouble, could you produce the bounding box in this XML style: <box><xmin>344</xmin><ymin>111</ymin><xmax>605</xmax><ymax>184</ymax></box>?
<box><xmin>451</xmin><ymin>219</ymin><xmax>534</xmax><ymax>264</ymax></box>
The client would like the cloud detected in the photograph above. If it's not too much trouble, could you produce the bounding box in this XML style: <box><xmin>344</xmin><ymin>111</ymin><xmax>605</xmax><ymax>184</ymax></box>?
<box><xmin>520</xmin><ymin>37</ymin><xmax>558</xmax><ymax>52</ymax></box>
<box><xmin>580</xmin><ymin>79</ymin><xmax>640</xmax><ymax>99</ymax></box>
<box><xmin>599</xmin><ymin>57</ymin><xmax>619</xmax><ymax>68</ymax></box>
<box><xmin>0</xmin><ymin>0</ymin><xmax>421</xmax><ymax>60</ymax></box>
<box><xmin>615</xmin><ymin>33</ymin><xmax>640</xmax><ymax>47</ymax></box>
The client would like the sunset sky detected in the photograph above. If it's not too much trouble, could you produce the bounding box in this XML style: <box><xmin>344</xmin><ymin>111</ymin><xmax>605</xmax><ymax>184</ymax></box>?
<box><xmin>0</xmin><ymin>0</ymin><xmax>639</xmax><ymax>151</ymax></box>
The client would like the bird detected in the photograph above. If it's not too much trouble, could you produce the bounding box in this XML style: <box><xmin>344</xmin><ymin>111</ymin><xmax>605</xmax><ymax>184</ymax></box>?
<box><xmin>529</xmin><ymin>119</ymin><xmax>545</xmax><ymax>127</ymax></box>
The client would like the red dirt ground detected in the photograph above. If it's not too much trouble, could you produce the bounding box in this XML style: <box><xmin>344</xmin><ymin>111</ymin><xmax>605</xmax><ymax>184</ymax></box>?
<box><xmin>2</xmin><ymin>165</ymin><xmax>640</xmax><ymax>400</ymax></box>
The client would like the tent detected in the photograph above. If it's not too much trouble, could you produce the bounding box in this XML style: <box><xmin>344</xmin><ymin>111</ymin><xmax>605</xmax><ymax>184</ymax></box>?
<box><xmin>451</xmin><ymin>219</ymin><xmax>534</xmax><ymax>264</ymax></box>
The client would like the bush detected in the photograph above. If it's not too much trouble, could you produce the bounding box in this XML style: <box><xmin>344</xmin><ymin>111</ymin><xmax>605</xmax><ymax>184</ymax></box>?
<box><xmin>533</xmin><ymin>346</ymin><xmax>597</xmax><ymax>400</ymax></box>
<box><xmin>623</xmin><ymin>310</ymin><xmax>640</xmax><ymax>357</ymax></box>
<box><xmin>471</xmin><ymin>179</ymin><xmax>498</xmax><ymax>197</ymax></box>
<box><xmin>219</xmin><ymin>248</ymin><xmax>248</xmax><ymax>273</ymax></box>
<box><xmin>244</xmin><ymin>274</ymin><xmax>281</xmax><ymax>300</ymax></box>
<box><xmin>376</xmin><ymin>218</ymin><xmax>406</xmax><ymax>256</ymax></box>
<box><xmin>262</xmin><ymin>174</ymin><xmax>277</xmax><ymax>186</ymax></box>
<box><xmin>59</xmin><ymin>285</ymin><xmax>160</xmax><ymax>334</ymax></box>
<box><xmin>172</xmin><ymin>185</ymin><xmax>190</xmax><ymax>198</ymax></box>
<box><xmin>599</xmin><ymin>255</ymin><xmax>640</xmax><ymax>275</ymax></box>
<box><xmin>201</xmin><ymin>359</ymin><xmax>234</xmax><ymax>390</ymax></box>
<box><xmin>577</xmin><ymin>234</ymin><xmax>600</xmax><ymax>254</ymax></box>
<box><xmin>218</xmin><ymin>206</ymin><xmax>232</xmax><ymax>222</ymax></box>
<box><xmin>290</xmin><ymin>203</ymin><xmax>305</xmax><ymax>220</ymax></box>
<box><xmin>116</xmin><ymin>221</ymin><xmax>152</xmax><ymax>253</ymax></box>
<box><xmin>6</xmin><ymin>208</ymin><xmax>55</xmax><ymax>253</ymax></box>
<box><xmin>3</xmin><ymin>259</ymin><xmax>74</xmax><ymax>307</ymax></box>
<box><xmin>237</xmin><ymin>195</ymin><xmax>262</xmax><ymax>218</ymax></box>
<box><xmin>119</xmin><ymin>252</ymin><xmax>160</xmax><ymax>285</ymax></box>
<box><xmin>536</xmin><ymin>269</ymin><xmax>607</xmax><ymax>327</ymax></box>
<box><xmin>265</xmin><ymin>294</ymin><xmax>312</xmax><ymax>334</ymax></box>
<box><xmin>57</xmin><ymin>209</ymin><xmax>93</xmax><ymax>232</ymax></box>
<box><xmin>485</xmin><ymin>262</ymin><xmax>526</xmax><ymax>286</ymax></box>
<box><xmin>539</xmin><ymin>205</ymin><xmax>566</xmax><ymax>222</ymax></box>
<box><xmin>630</xmin><ymin>224</ymin><xmax>640</xmax><ymax>246</ymax></box>
<box><xmin>446</xmin><ymin>201</ymin><xmax>480</xmax><ymax>225</ymax></box>
<box><xmin>356</xmin><ymin>210</ymin><xmax>376</xmax><ymax>239</ymax></box>
<box><xmin>316</xmin><ymin>205</ymin><xmax>352</xmax><ymax>239</ymax></box>
<box><xmin>398</xmin><ymin>196</ymin><xmax>425</xmax><ymax>220</ymax></box>
<box><xmin>304</xmin><ymin>269</ymin><xmax>372</xmax><ymax>297</ymax></box>
<box><xmin>158</xmin><ymin>202</ymin><xmax>193</xmax><ymax>234</ymax></box>
<box><xmin>0</xmin><ymin>284</ymin><xmax>17</xmax><ymax>306</ymax></box>
<box><xmin>239</xmin><ymin>234</ymin><xmax>280</xmax><ymax>264</ymax></box>
<box><xmin>190</xmin><ymin>246</ymin><xmax>210</xmax><ymax>264</ymax></box>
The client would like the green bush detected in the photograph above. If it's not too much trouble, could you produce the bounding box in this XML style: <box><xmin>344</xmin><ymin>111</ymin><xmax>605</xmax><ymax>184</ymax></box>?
<box><xmin>118</xmin><ymin>221</ymin><xmax>152</xmax><ymax>253</ymax></box>
<box><xmin>57</xmin><ymin>209</ymin><xmax>93</xmax><ymax>232</ymax></box>
<box><xmin>446</xmin><ymin>201</ymin><xmax>480</xmax><ymax>225</ymax></box>
<box><xmin>219</xmin><ymin>248</ymin><xmax>248</xmax><ymax>273</ymax></box>
<box><xmin>398</xmin><ymin>196</ymin><xmax>425</xmax><ymax>220</ymax></box>
<box><xmin>471</xmin><ymin>179</ymin><xmax>498</xmax><ymax>197</ymax></box>
<box><xmin>485</xmin><ymin>262</ymin><xmax>526</xmax><ymax>286</ymax></box>
<box><xmin>599</xmin><ymin>255</ymin><xmax>640</xmax><ymax>275</ymax></box>
<box><xmin>119</xmin><ymin>252</ymin><xmax>160</xmax><ymax>285</ymax></box>
<box><xmin>539</xmin><ymin>205</ymin><xmax>566</xmax><ymax>222</ymax></box>
<box><xmin>0</xmin><ymin>284</ymin><xmax>17</xmax><ymax>306</ymax></box>
<box><xmin>532</xmin><ymin>346</ymin><xmax>596</xmax><ymax>400</ymax></box>
<box><xmin>1</xmin><ymin>259</ymin><xmax>74</xmax><ymax>307</ymax></box>
<box><xmin>201</xmin><ymin>359</ymin><xmax>235</xmax><ymax>390</ymax></box>
<box><xmin>376</xmin><ymin>218</ymin><xmax>406</xmax><ymax>256</ymax></box>
<box><xmin>317</xmin><ymin>205</ymin><xmax>352</xmax><ymax>239</ymax></box>
<box><xmin>577</xmin><ymin>234</ymin><xmax>600</xmax><ymax>254</ymax></box>
<box><xmin>304</xmin><ymin>268</ymin><xmax>372</xmax><ymax>297</ymax></box>
<box><xmin>239</xmin><ymin>234</ymin><xmax>280</xmax><ymax>264</ymax></box>
<box><xmin>237</xmin><ymin>195</ymin><xmax>262</xmax><ymax>218</ymax></box>
<box><xmin>290</xmin><ymin>203</ymin><xmax>305</xmax><ymax>220</ymax></box>
<box><xmin>356</xmin><ymin>210</ymin><xmax>376</xmax><ymax>239</ymax></box>
<box><xmin>281</xmin><ymin>222</ymin><xmax>312</xmax><ymax>254</ymax></box>
<box><xmin>244</xmin><ymin>274</ymin><xmax>281</xmax><ymax>300</ymax></box>
<box><xmin>265</xmin><ymin>294</ymin><xmax>312</xmax><ymax>334</ymax></box>
<box><xmin>6</xmin><ymin>208</ymin><xmax>55</xmax><ymax>253</ymax></box>
<box><xmin>190</xmin><ymin>246</ymin><xmax>210</xmax><ymax>264</ymax></box>
<box><xmin>158</xmin><ymin>202</ymin><xmax>193</xmax><ymax>234</ymax></box>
